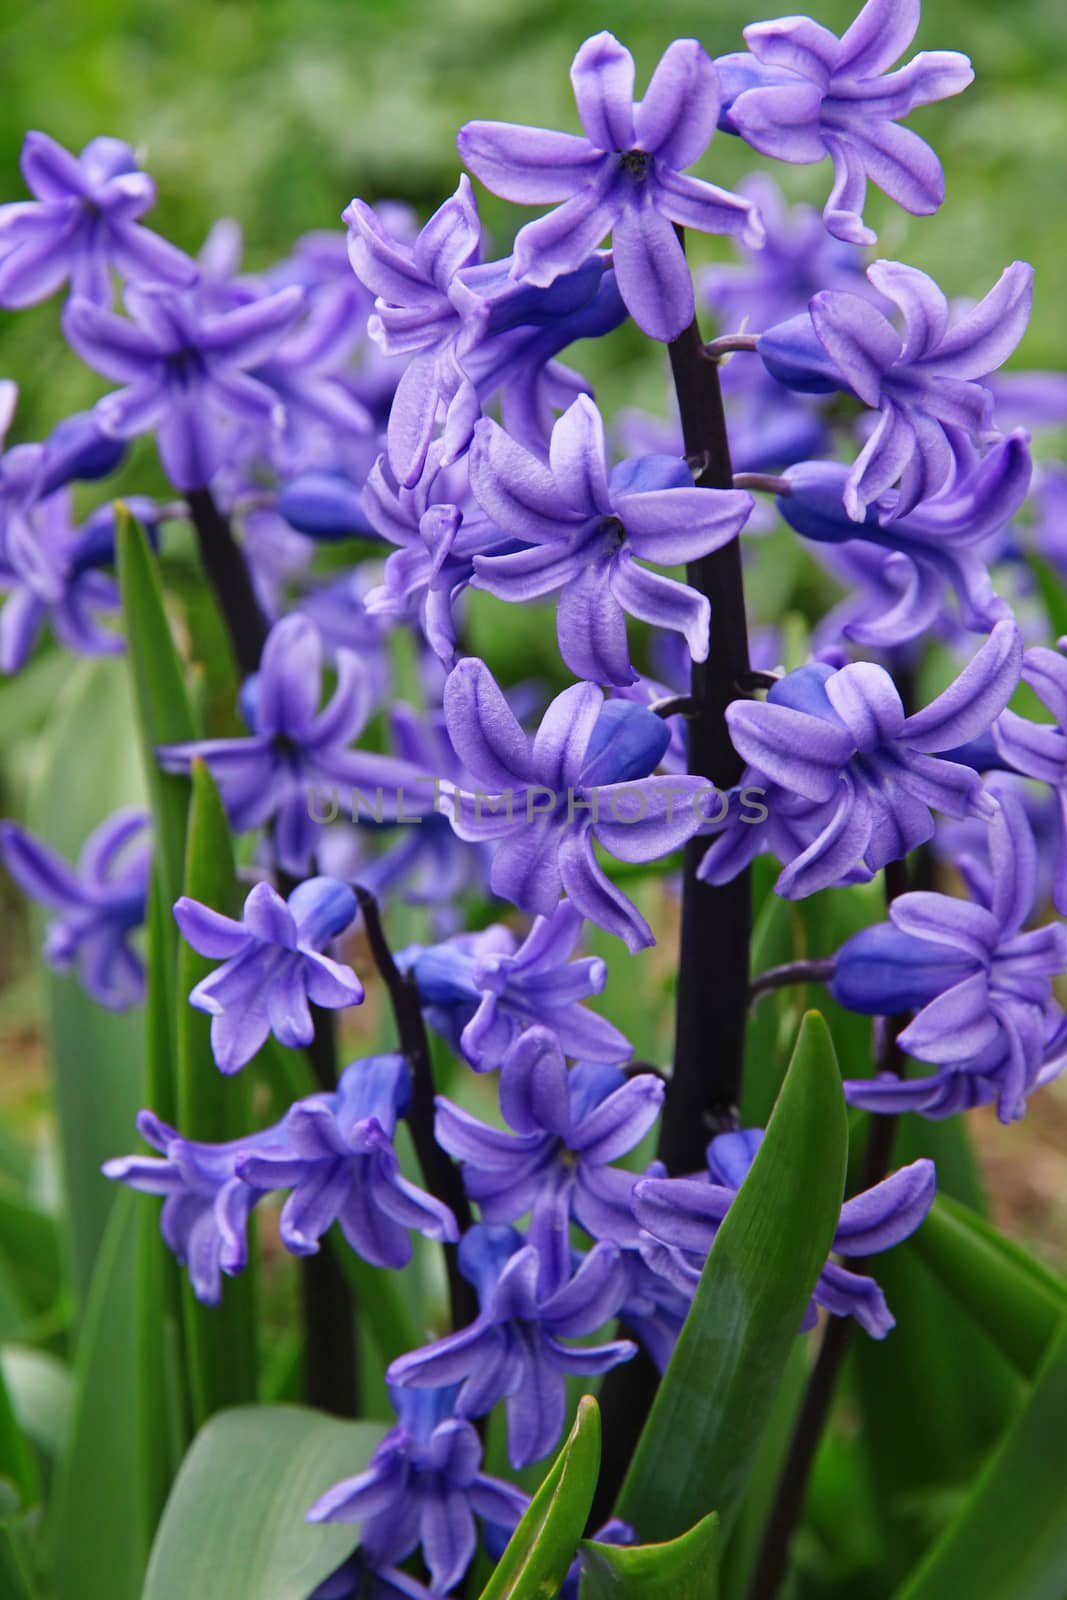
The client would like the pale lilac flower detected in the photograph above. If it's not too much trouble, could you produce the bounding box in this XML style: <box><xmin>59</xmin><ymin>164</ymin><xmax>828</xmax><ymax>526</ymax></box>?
<box><xmin>441</xmin><ymin>659</ymin><xmax>715</xmax><ymax>950</ymax></box>
<box><xmin>994</xmin><ymin>641</ymin><xmax>1067</xmax><ymax>914</ymax></box>
<box><xmin>839</xmin><ymin>779</ymin><xmax>1067</xmax><ymax>1121</ymax></box>
<box><xmin>435</xmin><ymin>1027</ymin><xmax>662</xmax><ymax>1280</ymax></box>
<box><xmin>758</xmin><ymin>259</ymin><xmax>1034</xmax><ymax>519</ymax></box>
<box><xmin>173</xmin><ymin>876</ymin><xmax>363</xmax><ymax>1074</ymax></box>
<box><xmin>1</xmin><ymin>808</ymin><xmax>149</xmax><ymax>1009</ymax></box>
<box><xmin>237</xmin><ymin>1055</ymin><xmax>459</xmax><ymax>1270</ymax></box>
<box><xmin>307</xmin><ymin>1385</ymin><xmax>527</xmax><ymax>1594</ymax></box>
<box><xmin>103</xmin><ymin>1108</ymin><xmax>288</xmax><ymax>1304</ymax></box>
<box><xmin>635</xmin><ymin>1130</ymin><xmax>936</xmax><ymax>1337</ymax></box>
<box><xmin>716</xmin><ymin>0</ymin><xmax>974</xmax><ymax>245</ymax></box>
<box><xmin>469</xmin><ymin>395</ymin><xmax>754</xmax><ymax>686</ymax></box>
<box><xmin>458</xmin><ymin>32</ymin><xmax>764</xmax><ymax>341</ymax></box>
<box><xmin>0</xmin><ymin>132</ymin><xmax>196</xmax><ymax>307</ymax></box>
<box><xmin>408</xmin><ymin>902</ymin><xmax>630</xmax><ymax>1071</ymax></box>
<box><xmin>388</xmin><ymin>1223</ymin><xmax>635</xmax><ymax>1469</ymax></box>
<box><xmin>62</xmin><ymin>281</ymin><xmax>305</xmax><ymax>490</ymax></box>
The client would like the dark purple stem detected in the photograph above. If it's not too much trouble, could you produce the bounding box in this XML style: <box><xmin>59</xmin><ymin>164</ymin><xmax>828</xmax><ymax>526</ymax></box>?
<box><xmin>594</xmin><ymin>230</ymin><xmax>753</xmax><ymax>1523</ymax></box>
<box><xmin>186</xmin><ymin>487</ymin><xmax>270</xmax><ymax>680</ymax></box>
<box><xmin>353</xmin><ymin>885</ymin><xmax>477</xmax><ymax>1333</ymax></box>
<box><xmin>749</xmin><ymin>958</ymin><xmax>839</xmax><ymax>1003</ymax></box>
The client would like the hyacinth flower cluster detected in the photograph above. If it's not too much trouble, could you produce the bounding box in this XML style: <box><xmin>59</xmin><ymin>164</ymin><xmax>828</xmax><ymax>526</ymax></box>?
<box><xmin>3</xmin><ymin>3</ymin><xmax>1067</xmax><ymax>1596</ymax></box>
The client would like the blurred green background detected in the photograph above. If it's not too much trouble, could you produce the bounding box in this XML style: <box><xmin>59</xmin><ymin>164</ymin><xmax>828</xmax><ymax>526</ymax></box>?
<box><xmin>0</xmin><ymin>0</ymin><xmax>1065</xmax><ymax>1251</ymax></box>
<box><xmin>1</xmin><ymin>0</ymin><xmax>1065</xmax><ymax>443</ymax></box>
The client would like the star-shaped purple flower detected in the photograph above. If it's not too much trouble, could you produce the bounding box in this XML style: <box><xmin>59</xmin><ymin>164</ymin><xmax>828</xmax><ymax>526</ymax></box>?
<box><xmin>469</xmin><ymin>395</ymin><xmax>754</xmax><ymax>686</ymax></box>
<box><xmin>700</xmin><ymin>619</ymin><xmax>1022</xmax><ymax>898</ymax></box>
<box><xmin>435</xmin><ymin>1027</ymin><xmax>663</xmax><ymax>1282</ymax></box>
<box><xmin>837</xmin><ymin>780</ymin><xmax>1067</xmax><ymax>1123</ymax></box>
<box><xmin>1</xmin><ymin>808</ymin><xmax>149</xmax><ymax>1009</ymax></box>
<box><xmin>236</xmin><ymin>1055</ymin><xmax>459</xmax><ymax>1269</ymax></box>
<box><xmin>716</xmin><ymin>0</ymin><xmax>974</xmax><ymax>245</ymax></box>
<box><xmin>0</xmin><ymin>132</ymin><xmax>196</xmax><ymax>307</ymax></box>
<box><xmin>158</xmin><ymin>613</ymin><xmax>435</xmax><ymax>876</ymax></box>
<box><xmin>758</xmin><ymin>258</ymin><xmax>1034</xmax><ymax>520</ymax></box>
<box><xmin>307</xmin><ymin>1385</ymin><xmax>527</xmax><ymax>1595</ymax></box>
<box><xmin>174</xmin><ymin>876</ymin><xmax>363</xmax><ymax>1074</ymax></box>
<box><xmin>993</xmin><ymin>642</ymin><xmax>1067</xmax><ymax>915</ymax></box>
<box><xmin>388</xmin><ymin>1223</ymin><xmax>635</xmax><ymax>1469</ymax></box>
<box><xmin>458</xmin><ymin>31</ymin><xmax>764</xmax><ymax>342</ymax></box>
<box><xmin>406</xmin><ymin>901</ymin><xmax>631</xmax><ymax>1071</ymax></box>
<box><xmin>103</xmin><ymin>1107</ymin><xmax>288</xmax><ymax>1304</ymax></box>
<box><xmin>778</xmin><ymin>428</ymin><xmax>1030</xmax><ymax>649</ymax></box>
<box><xmin>441</xmin><ymin>658</ymin><xmax>715</xmax><ymax>950</ymax></box>
<box><xmin>634</xmin><ymin>1129</ymin><xmax>936</xmax><ymax>1337</ymax></box>
<box><xmin>62</xmin><ymin>281</ymin><xmax>305</xmax><ymax>490</ymax></box>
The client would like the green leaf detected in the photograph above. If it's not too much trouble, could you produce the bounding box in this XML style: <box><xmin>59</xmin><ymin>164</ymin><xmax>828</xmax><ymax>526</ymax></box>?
<box><xmin>26</xmin><ymin>659</ymin><xmax>144</xmax><ymax>1305</ymax></box>
<box><xmin>177</xmin><ymin>760</ymin><xmax>257</xmax><ymax>1426</ymax></box>
<box><xmin>579</xmin><ymin>1511</ymin><xmax>719</xmax><ymax>1598</ymax></box>
<box><xmin>50</xmin><ymin>1190</ymin><xmax>147</xmax><ymax>1600</ymax></box>
<box><xmin>478</xmin><ymin>1395</ymin><xmax>601</xmax><ymax>1600</ymax></box>
<box><xmin>1029</xmin><ymin>553</ymin><xmax>1067</xmax><ymax>640</ymax></box>
<box><xmin>909</xmin><ymin>1192</ymin><xmax>1067</xmax><ymax>1377</ymax></box>
<box><xmin>895</xmin><ymin>1314</ymin><xmax>1067</xmax><ymax>1600</ymax></box>
<box><xmin>617</xmin><ymin>1011</ymin><xmax>848</xmax><ymax>1542</ymax></box>
<box><xmin>0</xmin><ymin>1347</ymin><xmax>39</xmax><ymax>1510</ymax></box>
<box><xmin>115</xmin><ymin>506</ymin><xmax>197</xmax><ymax>923</ymax></box>
<box><xmin>0</xmin><ymin>1348</ymin><xmax>73</xmax><ymax>1462</ymax></box>
<box><xmin>0</xmin><ymin>1194</ymin><xmax>64</xmax><ymax>1319</ymax></box>
<box><xmin>142</xmin><ymin>1406</ymin><xmax>386</xmax><ymax>1600</ymax></box>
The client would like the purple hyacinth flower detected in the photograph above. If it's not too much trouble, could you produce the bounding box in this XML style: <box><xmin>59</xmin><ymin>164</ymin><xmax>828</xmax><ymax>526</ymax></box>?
<box><xmin>0</xmin><ymin>132</ymin><xmax>196</xmax><ymax>307</ymax></box>
<box><xmin>993</xmin><ymin>641</ymin><xmax>1067</xmax><ymax>915</ymax></box>
<box><xmin>778</xmin><ymin>429</ymin><xmax>1030</xmax><ymax>648</ymax></box>
<box><xmin>174</xmin><ymin>876</ymin><xmax>363</xmax><ymax>1074</ymax></box>
<box><xmin>307</xmin><ymin>1385</ymin><xmax>527</xmax><ymax>1594</ymax></box>
<box><xmin>37</xmin><ymin>409</ymin><xmax>128</xmax><ymax>496</ymax></box>
<box><xmin>635</xmin><ymin>1130</ymin><xmax>936</xmax><ymax>1337</ymax></box>
<box><xmin>1</xmin><ymin>808</ymin><xmax>149</xmax><ymax>1009</ymax></box>
<box><xmin>388</xmin><ymin>1223</ymin><xmax>635</xmax><ymax>1469</ymax></box>
<box><xmin>837</xmin><ymin>782</ymin><xmax>1067</xmax><ymax>1123</ymax></box>
<box><xmin>716</xmin><ymin>0</ymin><xmax>974</xmax><ymax>246</ymax></box>
<box><xmin>469</xmin><ymin>395</ymin><xmax>754</xmax><ymax>686</ymax></box>
<box><xmin>758</xmin><ymin>258</ymin><xmax>1034</xmax><ymax>520</ymax></box>
<box><xmin>103</xmin><ymin>1107</ymin><xmax>288</xmax><ymax>1304</ymax></box>
<box><xmin>62</xmin><ymin>281</ymin><xmax>305</xmax><ymax>490</ymax></box>
<box><xmin>362</xmin><ymin>442</ymin><xmax>517</xmax><ymax>668</ymax></box>
<box><xmin>436</xmin><ymin>1027</ymin><xmax>663</xmax><ymax>1280</ymax></box>
<box><xmin>236</xmin><ymin>1055</ymin><xmax>458</xmax><ymax>1269</ymax></box>
<box><xmin>346</xmin><ymin>179</ymin><xmax>612</xmax><ymax>485</ymax></box>
<box><xmin>441</xmin><ymin>658</ymin><xmax>716</xmax><ymax>951</ymax></box>
<box><xmin>406</xmin><ymin>901</ymin><xmax>631</xmax><ymax>1071</ymax></box>
<box><xmin>700</xmin><ymin>173</ymin><xmax>876</xmax><ymax>334</ymax></box>
<box><xmin>157</xmin><ymin>612</ymin><xmax>435</xmax><ymax>876</ymax></box>
<box><xmin>458</xmin><ymin>32</ymin><xmax>764</xmax><ymax>342</ymax></box>
<box><xmin>700</xmin><ymin>620</ymin><xmax>1022</xmax><ymax>899</ymax></box>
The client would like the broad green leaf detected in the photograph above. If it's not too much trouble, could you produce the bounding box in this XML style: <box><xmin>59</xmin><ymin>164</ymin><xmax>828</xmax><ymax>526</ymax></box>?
<box><xmin>0</xmin><ymin>1347</ymin><xmax>72</xmax><ymax>1462</ymax></box>
<box><xmin>579</xmin><ymin>1510</ymin><xmax>719</xmax><ymax>1598</ymax></box>
<box><xmin>742</xmin><ymin>891</ymin><xmax>801</xmax><ymax>1128</ymax></box>
<box><xmin>142</xmin><ymin>1406</ymin><xmax>386</xmax><ymax>1600</ymax></box>
<box><xmin>50</xmin><ymin>1190</ymin><xmax>147</xmax><ymax>1600</ymax></box>
<box><xmin>0</xmin><ymin>1194</ymin><xmax>64</xmax><ymax>1318</ymax></box>
<box><xmin>1030</xmin><ymin>554</ymin><xmax>1067</xmax><ymax>640</ymax></box>
<box><xmin>0</xmin><ymin>1525</ymin><xmax>36</xmax><ymax>1600</ymax></box>
<box><xmin>909</xmin><ymin>1193</ymin><xmax>1067</xmax><ymax>1377</ymax></box>
<box><xmin>0</xmin><ymin>1346</ymin><xmax>38</xmax><ymax>1509</ymax></box>
<box><xmin>617</xmin><ymin>1011</ymin><xmax>848</xmax><ymax>1542</ymax></box>
<box><xmin>895</xmin><ymin>1315</ymin><xmax>1067</xmax><ymax>1600</ymax></box>
<box><xmin>850</xmin><ymin>1116</ymin><xmax>1022</xmax><ymax>1589</ymax></box>
<box><xmin>478</xmin><ymin>1395</ymin><xmax>601</xmax><ymax>1600</ymax></box>
<box><xmin>27</xmin><ymin>659</ymin><xmax>144</xmax><ymax>1305</ymax></box>
<box><xmin>177</xmin><ymin>760</ymin><xmax>257</xmax><ymax>1426</ymax></box>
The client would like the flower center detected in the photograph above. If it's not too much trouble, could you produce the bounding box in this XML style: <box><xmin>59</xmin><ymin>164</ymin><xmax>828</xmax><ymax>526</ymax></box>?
<box><xmin>601</xmin><ymin>514</ymin><xmax>626</xmax><ymax>552</ymax></box>
<box><xmin>619</xmin><ymin>149</ymin><xmax>652</xmax><ymax>180</ymax></box>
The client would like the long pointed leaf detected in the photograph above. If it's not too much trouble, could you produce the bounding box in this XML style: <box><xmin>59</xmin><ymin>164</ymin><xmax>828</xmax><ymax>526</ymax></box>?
<box><xmin>579</xmin><ymin>1510</ymin><xmax>719</xmax><ymax>1598</ymax></box>
<box><xmin>617</xmin><ymin>1011</ymin><xmax>848</xmax><ymax>1542</ymax></box>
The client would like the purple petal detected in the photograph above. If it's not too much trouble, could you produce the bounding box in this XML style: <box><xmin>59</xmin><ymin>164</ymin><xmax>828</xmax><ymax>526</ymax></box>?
<box><xmin>918</xmin><ymin>261</ymin><xmax>1034</xmax><ymax>380</ymax></box>
<box><xmin>557</xmin><ymin>828</ymin><xmax>653</xmax><ymax>952</ymax></box>
<box><xmin>469</xmin><ymin>417</ymin><xmax>581</xmax><ymax>542</ymax></box>
<box><xmin>570</xmin><ymin>32</ymin><xmax>636</xmax><ymax>151</ymax></box>
<box><xmin>635</xmin><ymin>39</ymin><xmax>720</xmax><ymax>166</ymax></box>
<box><xmin>199</xmin><ymin>286</ymin><xmax>304</xmax><ymax>365</ymax></box>
<box><xmin>810</xmin><ymin>292</ymin><xmax>900</xmax><ymax>407</ymax></box>
<box><xmin>443</xmin><ymin>657</ymin><xmax>536</xmax><ymax>788</ymax></box>
<box><xmin>571</xmin><ymin>1073</ymin><xmax>664</xmax><ymax>1163</ymax></box>
<box><xmin>511</xmin><ymin>177</ymin><xmax>622</xmax><ymax>289</ymax></box>
<box><xmin>457</xmin><ymin>123</ymin><xmax>602</xmax><ymax>205</ymax></box>
<box><xmin>615</xmin><ymin>484</ymin><xmax>753</xmax><ymax>565</ymax></box>
<box><xmin>557</xmin><ymin>561</ymin><xmax>636</xmax><ymax>686</ymax></box>
<box><xmin>531</xmin><ymin>680</ymin><xmax>603</xmax><ymax>791</ymax></box>
<box><xmin>902</xmin><ymin>620</ymin><xmax>1022</xmax><ymax>752</ymax></box>
<box><xmin>898</xmin><ymin>972</ymin><xmax>1000</xmax><ymax>1063</ymax></box>
<box><xmin>173</xmin><ymin>897</ymin><xmax>248</xmax><ymax>959</ymax></box>
<box><xmin>549</xmin><ymin>395</ymin><xmax>612</xmax><ymax>515</ymax></box>
<box><xmin>611</xmin><ymin>203</ymin><xmax>694</xmax><ymax>343</ymax></box>
<box><xmin>833</xmin><ymin>1158</ymin><xmax>936</xmax><ymax>1255</ymax></box>
<box><xmin>837</xmin><ymin>0</ymin><xmax>919</xmax><ymax>76</ymax></box>
<box><xmin>654</xmin><ymin>167</ymin><xmax>764</xmax><ymax>248</ymax></box>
